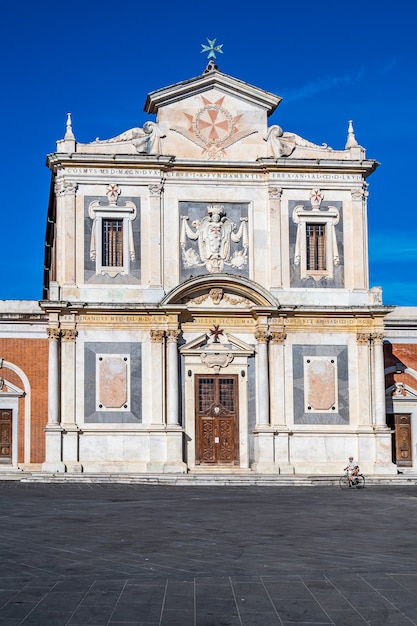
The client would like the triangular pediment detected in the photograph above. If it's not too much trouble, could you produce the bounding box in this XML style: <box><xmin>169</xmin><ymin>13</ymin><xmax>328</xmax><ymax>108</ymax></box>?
<box><xmin>0</xmin><ymin>379</ymin><xmax>24</xmax><ymax>396</ymax></box>
<box><xmin>144</xmin><ymin>69</ymin><xmax>281</xmax><ymax>115</ymax></box>
<box><xmin>142</xmin><ymin>66</ymin><xmax>281</xmax><ymax>161</ymax></box>
<box><xmin>386</xmin><ymin>383</ymin><xmax>417</xmax><ymax>400</ymax></box>
<box><xmin>180</xmin><ymin>331</ymin><xmax>254</xmax><ymax>357</ymax></box>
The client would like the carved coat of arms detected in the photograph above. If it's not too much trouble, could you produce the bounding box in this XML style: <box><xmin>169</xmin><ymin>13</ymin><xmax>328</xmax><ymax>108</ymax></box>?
<box><xmin>180</xmin><ymin>204</ymin><xmax>248</xmax><ymax>274</ymax></box>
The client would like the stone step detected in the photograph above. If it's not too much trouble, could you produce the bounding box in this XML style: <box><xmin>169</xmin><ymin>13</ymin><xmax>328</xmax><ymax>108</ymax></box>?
<box><xmin>0</xmin><ymin>469</ymin><xmax>32</xmax><ymax>481</ymax></box>
<box><xmin>16</xmin><ymin>472</ymin><xmax>417</xmax><ymax>486</ymax></box>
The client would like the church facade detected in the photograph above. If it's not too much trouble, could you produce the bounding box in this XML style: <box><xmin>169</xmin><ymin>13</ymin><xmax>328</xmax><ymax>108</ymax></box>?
<box><xmin>1</xmin><ymin>59</ymin><xmax>416</xmax><ymax>476</ymax></box>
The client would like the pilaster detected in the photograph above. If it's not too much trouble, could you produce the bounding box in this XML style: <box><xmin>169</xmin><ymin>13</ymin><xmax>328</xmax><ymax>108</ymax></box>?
<box><xmin>350</xmin><ymin>185</ymin><xmax>368</xmax><ymax>289</ymax></box>
<box><xmin>55</xmin><ymin>178</ymin><xmax>77</xmax><ymax>289</ymax></box>
<box><xmin>148</xmin><ymin>183</ymin><xmax>163</xmax><ymax>287</ymax></box>
<box><xmin>269</xmin><ymin>186</ymin><xmax>282</xmax><ymax>288</ymax></box>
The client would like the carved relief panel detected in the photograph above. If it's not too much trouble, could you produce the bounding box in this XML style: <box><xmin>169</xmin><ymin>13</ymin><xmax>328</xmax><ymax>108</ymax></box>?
<box><xmin>179</xmin><ymin>202</ymin><xmax>249</xmax><ymax>281</ymax></box>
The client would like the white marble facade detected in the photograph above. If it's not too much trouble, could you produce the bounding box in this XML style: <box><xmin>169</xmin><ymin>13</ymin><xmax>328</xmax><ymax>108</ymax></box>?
<box><xmin>41</xmin><ymin>60</ymin><xmax>397</xmax><ymax>475</ymax></box>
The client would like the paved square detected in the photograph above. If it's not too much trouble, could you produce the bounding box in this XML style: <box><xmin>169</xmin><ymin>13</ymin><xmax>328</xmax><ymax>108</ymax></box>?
<box><xmin>0</xmin><ymin>482</ymin><xmax>416</xmax><ymax>625</ymax></box>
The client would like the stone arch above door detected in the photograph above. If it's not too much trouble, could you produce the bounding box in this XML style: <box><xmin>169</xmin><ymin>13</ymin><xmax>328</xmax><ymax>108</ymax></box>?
<box><xmin>161</xmin><ymin>275</ymin><xmax>279</xmax><ymax>310</ymax></box>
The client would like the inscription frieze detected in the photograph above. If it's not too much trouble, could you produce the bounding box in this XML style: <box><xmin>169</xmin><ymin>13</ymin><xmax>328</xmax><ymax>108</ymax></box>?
<box><xmin>271</xmin><ymin>173</ymin><xmax>362</xmax><ymax>181</ymax></box>
<box><xmin>191</xmin><ymin>317</ymin><xmax>255</xmax><ymax>326</ymax></box>
<box><xmin>60</xmin><ymin>169</ymin><xmax>362</xmax><ymax>184</ymax></box>
<box><xmin>286</xmin><ymin>318</ymin><xmax>372</xmax><ymax>327</ymax></box>
<box><xmin>66</xmin><ymin>168</ymin><xmax>161</xmax><ymax>177</ymax></box>
<box><xmin>74</xmin><ymin>314</ymin><xmax>166</xmax><ymax>325</ymax></box>
<box><xmin>167</xmin><ymin>171</ymin><xmax>264</xmax><ymax>181</ymax></box>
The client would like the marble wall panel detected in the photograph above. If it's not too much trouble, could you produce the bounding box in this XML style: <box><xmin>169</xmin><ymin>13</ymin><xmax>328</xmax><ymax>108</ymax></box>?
<box><xmin>304</xmin><ymin>357</ymin><xmax>337</xmax><ymax>412</ymax></box>
<box><xmin>84</xmin><ymin>342</ymin><xmax>141</xmax><ymax>423</ymax></box>
<box><xmin>293</xmin><ymin>344</ymin><xmax>348</xmax><ymax>424</ymax></box>
<box><xmin>96</xmin><ymin>354</ymin><xmax>129</xmax><ymax>410</ymax></box>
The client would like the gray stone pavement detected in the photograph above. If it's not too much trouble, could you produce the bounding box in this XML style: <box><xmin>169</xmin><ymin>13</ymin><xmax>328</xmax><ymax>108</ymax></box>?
<box><xmin>0</xmin><ymin>483</ymin><xmax>417</xmax><ymax>625</ymax></box>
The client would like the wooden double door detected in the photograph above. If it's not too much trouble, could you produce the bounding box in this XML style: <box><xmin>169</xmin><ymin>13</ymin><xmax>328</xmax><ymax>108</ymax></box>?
<box><xmin>0</xmin><ymin>409</ymin><xmax>12</xmax><ymax>463</ymax></box>
<box><xmin>195</xmin><ymin>375</ymin><xmax>239</xmax><ymax>465</ymax></box>
<box><xmin>394</xmin><ymin>414</ymin><xmax>412</xmax><ymax>467</ymax></box>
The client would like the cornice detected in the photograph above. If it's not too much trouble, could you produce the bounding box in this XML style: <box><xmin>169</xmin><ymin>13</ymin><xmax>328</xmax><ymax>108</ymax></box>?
<box><xmin>46</xmin><ymin>153</ymin><xmax>175</xmax><ymax>172</ymax></box>
<box><xmin>46</xmin><ymin>152</ymin><xmax>379</xmax><ymax>178</ymax></box>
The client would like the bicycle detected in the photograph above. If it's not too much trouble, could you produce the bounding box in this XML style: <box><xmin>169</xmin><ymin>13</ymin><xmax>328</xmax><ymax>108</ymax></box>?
<box><xmin>339</xmin><ymin>470</ymin><xmax>365</xmax><ymax>490</ymax></box>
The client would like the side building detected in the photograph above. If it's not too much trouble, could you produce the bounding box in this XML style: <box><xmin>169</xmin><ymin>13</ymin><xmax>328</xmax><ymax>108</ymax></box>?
<box><xmin>0</xmin><ymin>301</ymin><xmax>48</xmax><ymax>470</ymax></box>
<box><xmin>384</xmin><ymin>308</ymin><xmax>417</xmax><ymax>472</ymax></box>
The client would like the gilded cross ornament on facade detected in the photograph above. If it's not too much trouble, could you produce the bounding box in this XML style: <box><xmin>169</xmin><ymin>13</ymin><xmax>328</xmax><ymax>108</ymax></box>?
<box><xmin>201</xmin><ymin>38</ymin><xmax>223</xmax><ymax>59</ymax></box>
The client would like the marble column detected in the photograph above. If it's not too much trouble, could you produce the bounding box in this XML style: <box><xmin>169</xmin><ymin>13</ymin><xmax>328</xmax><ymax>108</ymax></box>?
<box><xmin>254</xmin><ymin>327</ymin><xmax>278</xmax><ymax>474</ymax></box>
<box><xmin>356</xmin><ymin>332</ymin><xmax>372</xmax><ymax>427</ymax></box>
<box><xmin>166</xmin><ymin>329</ymin><xmax>180</xmax><ymax>426</ymax></box>
<box><xmin>255</xmin><ymin>328</ymin><xmax>270</xmax><ymax>426</ymax></box>
<box><xmin>269</xmin><ymin>329</ymin><xmax>293</xmax><ymax>474</ymax></box>
<box><xmin>149</xmin><ymin>329</ymin><xmax>165</xmax><ymax>425</ymax></box>
<box><xmin>164</xmin><ymin>328</ymin><xmax>186</xmax><ymax>473</ymax></box>
<box><xmin>42</xmin><ymin>328</ymin><xmax>66</xmax><ymax>472</ymax></box>
<box><xmin>60</xmin><ymin>328</ymin><xmax>81</xmax><ymax>472</ymax></box>
<box><xmin>371</xmin><ymin>332</ymin><xmax>396</xmax><ymax>474</ymax></box>
<box><xmin>372</xmin><ymin>332</ymin><xmax>387</xmax><ymax>427</ymax></box>
<box><xmin>47</xmin><ymin>328</ymin><xmax>60</xmax><ymax>425</ymax></box>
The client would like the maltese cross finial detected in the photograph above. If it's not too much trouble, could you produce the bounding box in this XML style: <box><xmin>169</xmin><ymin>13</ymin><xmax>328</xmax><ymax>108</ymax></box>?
<box><xmin>201</xmin><ymin>38</ymin><xmax>223</xmax><ymax>60</ymax></box>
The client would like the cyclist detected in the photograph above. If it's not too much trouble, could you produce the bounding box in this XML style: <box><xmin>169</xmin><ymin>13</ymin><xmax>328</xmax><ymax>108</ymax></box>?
<box><xmin>344</xmin><ymin>456</ymin><xmax>360</xmax><ymax>486</ymax></box>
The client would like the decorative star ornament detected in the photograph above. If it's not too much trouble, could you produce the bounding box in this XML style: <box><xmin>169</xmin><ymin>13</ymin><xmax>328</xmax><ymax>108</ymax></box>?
<box><xmin>210</xmin><ymin>325</ymin><xmax>224</xmax><ymax>343</ymax></box>
<box><xmin>201</xmin><ymin>38</ymin><xmax>224</xmax><ymax>60</ymax></box>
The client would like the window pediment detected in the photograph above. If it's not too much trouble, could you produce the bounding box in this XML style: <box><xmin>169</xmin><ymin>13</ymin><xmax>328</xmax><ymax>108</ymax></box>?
<box><xmin>180</xmin><ymin>331</ymin><xmax>254</xmax><ymax>357</ymax></box>
<box><xmin>0</xmin><ymin>378</ymin><xmax>24</xmax><ymax>397</ymax></box>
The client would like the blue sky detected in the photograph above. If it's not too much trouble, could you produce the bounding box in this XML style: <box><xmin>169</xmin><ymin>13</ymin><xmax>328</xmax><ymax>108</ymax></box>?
<box><xmin>1</xmin><ymin>0</ymin><xmax>416</xmax><ymax>305</ymax></box>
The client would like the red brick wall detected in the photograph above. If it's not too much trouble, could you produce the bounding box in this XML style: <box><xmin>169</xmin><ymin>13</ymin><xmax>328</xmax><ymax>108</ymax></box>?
<box><xmin>384</xmin><ymin>343</ymin><xmax>417</xmax><ymax>394</ymax></box>
<box><xmin>0</xmin><ymin>338</ymin><xmax>48</xmax><ymax>464</ymax></box>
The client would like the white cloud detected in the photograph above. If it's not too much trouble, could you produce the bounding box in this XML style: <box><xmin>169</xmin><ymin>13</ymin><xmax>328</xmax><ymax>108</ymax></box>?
<box><xmin>281</xmin><ymin>59</ymin><xmax>397</xmax><ymax>103</ymax></box>
<box><xmin>282</xmin><ymin>70</ymin><xmax>365</xmax><ymax>102</ymax></box>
